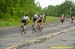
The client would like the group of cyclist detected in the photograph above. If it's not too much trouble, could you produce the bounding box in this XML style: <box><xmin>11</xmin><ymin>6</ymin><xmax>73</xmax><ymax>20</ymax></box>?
<box><xmin>21</xmin><ymin>13</ymin><xmax>75</xmax><ymax>34</ymax></box>
<box><xmin>33</xmin><ymin>14</ymin><xmax>46</xmax><ymax>32</ymax></box>
<box><xmin>71</xmin><ymin>16</ymin><xmax>75</xmax><ymax>24</ymax></box>
<box><xmin>21</xmin><ymin>13</ymin><xmax>46</xmax><ymax>34</ymax></box>
<box><xmin>60</xmin><ymin>14</ymin><xmax>75</xmax><ymax>24</ymax></box>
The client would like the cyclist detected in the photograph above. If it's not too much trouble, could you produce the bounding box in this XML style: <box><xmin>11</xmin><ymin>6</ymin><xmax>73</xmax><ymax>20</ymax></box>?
<box><xmin>37</xmin><ymin>14</ymin><xmax>44</xmax><ymax>31</ymax></box>
<box><xmin>32</xmin><ymin>14</ymin><xmax>38</xmax><ymax>32</ymax></box>
<box><xmin>71</xmin><ymin>16</ymin><xmax>75</xmax><ymax>24</ymax></box>
<box><xmin>60</xmin><ymin>14</ymin><xmax>65</xmax><ymax>23</ymax></box>
<box><xmin>21</xmin><ymin>14</ymin><xmax>29</xmax><ymax>34</ymax></box>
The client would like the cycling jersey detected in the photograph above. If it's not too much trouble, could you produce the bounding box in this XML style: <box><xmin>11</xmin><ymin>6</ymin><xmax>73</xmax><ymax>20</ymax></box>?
<box><xmin>33</xmin><ymin>14</ymin><xmax>38</xmax><ymax>23</ymax></box>
<box><xmin>22</xmin><ymin>16</ymin><xmax>29</xmax><ymax>25</ymax></box>
<box><xmin>22</xmin><ymin>16</ymin><xmax>29</xmax><ymax>20</ymax></box>
<box><xmin>37</xmin><ymin>15</ymin><xmax>43</xmax><ymax>23</ymax></box>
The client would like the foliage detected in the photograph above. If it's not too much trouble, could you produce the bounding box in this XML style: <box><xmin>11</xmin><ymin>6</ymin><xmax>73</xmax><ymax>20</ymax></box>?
<box><xmin>43</xmin><ymin>1</ymin><xmax>75</xmax><ymax>17</ymax></box>
<box><xmin>0</xmin><ymin>0</ymin><xmax>42</xmax><ymax>19</ymax></box>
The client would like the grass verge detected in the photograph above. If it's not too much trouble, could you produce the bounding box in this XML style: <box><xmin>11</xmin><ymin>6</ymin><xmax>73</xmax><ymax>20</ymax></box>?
<box><xmin>0</xmin><ymin>16</ymin><xmax>58</xmax><ymax>27</ymax></box>
<box><xmin>45</xmin><ymin>16</ymin><xmax>58</xmax><ymax>24</ymax></box>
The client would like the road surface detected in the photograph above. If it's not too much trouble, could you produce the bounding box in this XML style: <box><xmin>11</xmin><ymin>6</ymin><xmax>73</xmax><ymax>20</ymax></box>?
<box><xmin>22</xmin><ymin>27</ymin><xmax>75</xmax><ymax>49</ymax></box>
<box><xmin>0</xmin><ymin>20</ymin><xmax>75</xmax><ymax>49</ymax></box>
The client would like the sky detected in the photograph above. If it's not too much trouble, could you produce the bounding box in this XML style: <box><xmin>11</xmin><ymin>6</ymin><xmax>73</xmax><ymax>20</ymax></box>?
<box><xmin>35</xmin><ymin>0</ymin><xmax>65</xmax><ymax>8</ymax></box>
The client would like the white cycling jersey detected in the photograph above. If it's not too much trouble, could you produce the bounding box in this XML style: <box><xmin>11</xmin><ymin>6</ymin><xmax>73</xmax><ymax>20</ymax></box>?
<box><xmin>22</xmin><ymin>16</ymin><xmax>29</xmax><ymax>20</ymax></box>
<box><xmin>34</xmin><ymin>14</ymin><xmax>38</xmax><ymax>18</ymax></box>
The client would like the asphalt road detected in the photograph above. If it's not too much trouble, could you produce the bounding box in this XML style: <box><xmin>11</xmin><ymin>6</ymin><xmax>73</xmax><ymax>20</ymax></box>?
<box><xmin>23</xmin><ymin>27</ymin><xmax>75</xmax><ymax>49</ymax></box>
<box><xmin>0</xmin><ymin>19</ymin><xmax>75</xmax><ymax>49</ymax></box>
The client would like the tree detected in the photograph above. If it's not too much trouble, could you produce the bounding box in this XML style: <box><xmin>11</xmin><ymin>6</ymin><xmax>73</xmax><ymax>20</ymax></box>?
<box><xmin>0</xmin><ymin>0</ymin><xmax>42</xmax><ymax>20</ymax></box>
<box><xmin>43</xmin><ymin>0</ymin><xmax>75</xmax><ymax>17</ymax></box>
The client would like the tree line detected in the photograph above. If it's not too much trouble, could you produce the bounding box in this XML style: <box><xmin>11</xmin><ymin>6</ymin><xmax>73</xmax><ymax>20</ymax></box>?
<box><xmin>43</xmin><ymin>1</ymin><xmax>75</xmax><ymax>17</ymax></box>
<box><xmin>0</xmin><ymin>0</ymin><xmax>75</xmax><ymax>20</ymax></box>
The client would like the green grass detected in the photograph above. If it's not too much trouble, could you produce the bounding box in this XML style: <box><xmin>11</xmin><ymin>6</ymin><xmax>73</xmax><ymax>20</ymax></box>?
<box><xmin>0</xmin><ymin>19</ymin><xmax>20</xmax><ymax>27</ymax></box>
<box><xmin>0</xmin><ymin>16</ymin><xmax>58</xmax><ymax>27</ymax></box>
<box><xmin>45</xmin><ymin>16</ymin><xmax>58</xmax><ymax>24</ymax></box>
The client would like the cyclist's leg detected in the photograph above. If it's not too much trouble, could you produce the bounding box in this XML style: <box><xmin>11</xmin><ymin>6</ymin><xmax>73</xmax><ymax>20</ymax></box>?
<box><xmin>34</xmin><ymin>21</ymin><xmax>38</xmax><ymax>32</ymax></box>
<box><xmin>37</xmin><ymin>22</ymin><xmax>40</xmax><ymax>31</ymax></box>
<box><xmin>72</xmin><ymin>19</ymin><xmax>75</xmax><ymax>25</ymax></box>
<box><xmin>71</xmin><ymin>19</ymin><xmax>74</xmax><ymax>24</ymax></box>
<box><xmin>40</xmin><ymin>18</ymin><xmax>44</xmax><ymax>30</ymax></box>
<box><xmin>60</xmin><ymin>17</ymin><xmax>64</xmax><ymax>23</ymax></box>
<box><xmin>23</xmin><ymin>22</ymin><xmax>27</xmax><ymax>34</ymax></box>
<box><xmin>61</xmin><ymin>19</ymin><xmax>64</xmax><ymax>23</ymax></box>
<box><xmin>37</xmin><ymin>19</ymin><xmax>42</xmax><ymax>31</ymax></box>
<box><xmin>40</xmin><ymin>22</ymin><xmax>43</xmax><ymax>31</ymax></box>
<box><xmin>32</xmin><ymin>22</ymin><xmax>35</xmax><ymax>33</ymax></box>
<box><xmin>38</xmin><ymin>22</ymin><xmax>42</xmax><ymax>31</ymax></box>
<box><xmin>32</xmin><ymin>23</ymin><xmax>34</xmax><ymax>30</ymax></box>
<box><xmin>20</xmin><ymin>23</ymin><xmax>23</xmax><ymax>34</ymax></box>
<box><xmin>20</xmin><ymin>23</ymin><xmax>25</xmax><ymax>34</ymax></box>
<box><xmin>71</xmin><ymin>20</ymin><xmax>72</xmax><ymax>24</ymax></box>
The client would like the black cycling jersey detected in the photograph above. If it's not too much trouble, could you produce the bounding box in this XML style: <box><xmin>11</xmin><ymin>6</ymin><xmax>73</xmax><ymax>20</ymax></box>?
<box><xmin>38</xmin><ymin>19</ymin><xmax>42</xmax><ymax>23</ymax></box>
<box><xmin>22</xmin><ymin>19</ymin><xmax>28</xmax><ymax>25</ymax></box>
<box><xmin>37</xmin><ymin>17</ymin><xmax>43</xmax><ymax>23</ymax></box>
<box><xmin>33</xmin><ymin>17</ymin><xmax>38</xmax><ymax>23</ymax></box>
<box><xmin>33</xmin><ymin>17</ymin><xmax>37</xmax><ymax>21</ymax></box>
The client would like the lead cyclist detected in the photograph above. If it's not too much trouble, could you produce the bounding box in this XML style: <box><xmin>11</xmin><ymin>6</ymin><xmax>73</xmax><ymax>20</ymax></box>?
<box><xmin>20</xmin><ymin>14</ymin><xmax>29</xmax><ymax>34</ymax></box>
